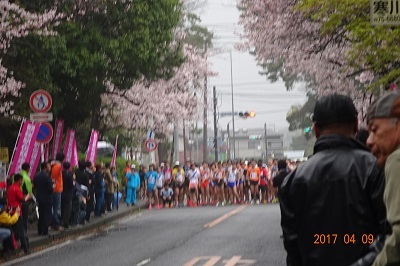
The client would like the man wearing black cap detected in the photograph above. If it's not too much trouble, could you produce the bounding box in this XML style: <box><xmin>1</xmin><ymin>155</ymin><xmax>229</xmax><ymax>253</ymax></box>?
<box><xmin>367</xmin><ymin>91</ymin><xmax>400</xmax><ymax>266</ymax></box>
<box><xmin>279</xmin><ymin>94</ymin><xmax>387</xmax><ymax>266</ymax></box>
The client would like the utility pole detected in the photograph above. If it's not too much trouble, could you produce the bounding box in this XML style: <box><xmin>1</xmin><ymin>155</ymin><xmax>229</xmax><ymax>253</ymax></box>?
<box><xmin>213</xmin><ymin>86</ymin><xmax>218</xmax><ymax>162</ymax></box>
<box><xmin>173</xmin><ymin>123</ymin><xmax>179</xmax><ymax>163</ymax></box>
<box><xmin>264</xmin><ymin>123</ymin><xmax>268</xmax><ymax>160</ymax></box>
<box><xmin>183</xmin><ymin>120</ymin><xmax>187</xmax><ymax>162</ymax></box>
<box><xmin>230</xmin><ymin>50</ymin><xmax>236</xmax><ymax>160</ymax></box>
<box><xmin>227</xmin><ymin>123</ymin><xmax>230</xmax><ymax>160</ymax></box>
<box><xmin>203</xmin><ymin>44</ymin><xmax>208</xmax><ymax>162</ymax></box>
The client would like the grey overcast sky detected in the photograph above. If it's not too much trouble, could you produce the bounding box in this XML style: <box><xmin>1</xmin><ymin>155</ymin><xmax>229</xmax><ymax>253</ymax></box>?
<box><xmin>200</xmin><ymin>0</ymin><xmax>308</xmax><ymax>133</ymax></box>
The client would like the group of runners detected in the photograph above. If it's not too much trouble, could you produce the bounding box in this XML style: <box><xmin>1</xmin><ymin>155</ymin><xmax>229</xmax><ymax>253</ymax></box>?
<box><xmin>131</xmin><ymin>159</ymin><xmax>299</xmax><ymax>209</ymax></box>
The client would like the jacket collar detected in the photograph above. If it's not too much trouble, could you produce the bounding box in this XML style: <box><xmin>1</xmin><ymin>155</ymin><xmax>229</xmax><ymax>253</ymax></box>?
<box><xmin>314</xmin><ymin>134</ymin><xmax>369</xmax><ymax>154</ymax></box>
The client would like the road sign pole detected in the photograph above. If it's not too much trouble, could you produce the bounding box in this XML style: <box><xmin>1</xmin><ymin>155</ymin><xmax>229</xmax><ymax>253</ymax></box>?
<box><xmin>41</xmin><ymin>144</ymin><xmax>45</xmax><ymax>163</ymax></box>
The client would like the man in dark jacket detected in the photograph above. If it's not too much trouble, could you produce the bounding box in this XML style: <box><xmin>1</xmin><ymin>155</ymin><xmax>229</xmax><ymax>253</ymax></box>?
<box><xmin>94</xmin><ymin>164</ymin><xmax>105</xmax><ymax>217</ymax></box>
<box><xmin>33</xmin><ymin>162</ymin><xmax>53</xmax><ymax>236</ymax></box>
<box><xmin>273</xmin><ymin>159</ymin><xmax>288</xmax><ymax>193</ymax></box>
<box><xmin>75</xmin><ymin>160</ymin><xmax>89</xmax><ymax>188</ymax></box>
<box><xmin>279</xmin><ymin>94</ymin><xmax>388</xmax><ymax>266</ymax></box>
<box><xmin>61</xmin><ymin>162</ymin><xmax>74</xmax><ymax>229</ymax></box>
<box><xmin>84</xmin><ymin>162</ymin><xmax>95</xmax><ymax>222</ymax></box>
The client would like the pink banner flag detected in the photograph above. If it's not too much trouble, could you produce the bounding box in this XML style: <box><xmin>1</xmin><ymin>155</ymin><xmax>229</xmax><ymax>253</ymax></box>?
<box><xmin>28</xmin><ymin>142</ymin><xmax>41</xmax><ymax>179</ymax></box>
<box><xmin>111</xmin><ymin>135</ymin><xmax>119</xmax><ymax>168</ymax></box>
<box><xmin>63</xmin><ymin>129</ymin><xmax>76</xmax><ymax>164</ymax></box>
<box><xmin>52</xmin><ymin>119</ymin><xmax>64</xmax><ymax>159</ymax></box>
<box><xmin>71</xmin><ymin>139</ymin><xmax>79</xmax><ymax>169</ymax></box>
<box><xmin>44</xmin><ymin>143</ymin><xmax>49</xmax><ymax>162</ymax></box>
<box><xmin>86</xmin><ymin>129</ymin><xmax>99</xmax><ymax>164</ymax></box>
<box><xmin>8</xmin><ymin>120</ymin><xmax>40</xmax><ymax>176</ymax></box>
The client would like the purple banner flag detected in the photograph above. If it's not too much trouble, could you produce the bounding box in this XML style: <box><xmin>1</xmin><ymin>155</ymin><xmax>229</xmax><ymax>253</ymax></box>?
<box><xmin>8</xmin><ymin>121</ymin><xmax>40</xmax><ymax>176</ymax></box>
<box><xmin>85</xmin><ymin>129</ymin><xmax>99</xmax><ymax>164</ymax></box>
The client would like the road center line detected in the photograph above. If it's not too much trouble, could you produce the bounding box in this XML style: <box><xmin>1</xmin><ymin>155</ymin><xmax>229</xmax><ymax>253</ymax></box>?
<box><xmin>204</xmin><ymin>205</ymin><xmax>247</xmax><ymax>229</ymax></box>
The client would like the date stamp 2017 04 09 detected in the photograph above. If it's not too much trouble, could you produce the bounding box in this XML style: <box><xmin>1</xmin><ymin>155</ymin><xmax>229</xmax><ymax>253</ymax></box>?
<box><xmin>313</xmin><ymin>234</ymin><xmax>374</xmax><ymax>245</ymax></box>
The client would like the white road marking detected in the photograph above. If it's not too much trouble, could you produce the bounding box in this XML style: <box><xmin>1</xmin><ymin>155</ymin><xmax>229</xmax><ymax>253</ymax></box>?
<box><xmin>183</xmin><ymin>256</ymin><xmax>221</xmax><ymax>266</ymax></box>
<box><xmin>204</xmin><ymin>205</ymin><xmax>246</xmax><ymax>229</ymax></box>
<box><xmin>136</xmin><ymin>258</ymin><xmax>151</xmax><ymax>266</ymax></box>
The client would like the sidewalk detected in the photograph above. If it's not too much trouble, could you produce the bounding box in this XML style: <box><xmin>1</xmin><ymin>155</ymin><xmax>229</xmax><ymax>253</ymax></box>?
<box><xmin>27</xmin><ymin>200</ymin><xmax>146</xmax><ymax>250</ymax></box>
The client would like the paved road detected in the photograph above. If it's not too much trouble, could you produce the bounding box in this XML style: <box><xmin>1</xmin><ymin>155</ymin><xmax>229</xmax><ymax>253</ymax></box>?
<box><xmin>11</xmin><ymin>204</ymin><xmax>286</xmax><ymax>266</ymax></box>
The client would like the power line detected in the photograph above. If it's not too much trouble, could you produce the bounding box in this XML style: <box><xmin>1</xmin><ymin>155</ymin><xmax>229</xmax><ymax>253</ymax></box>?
<box><xmin>219</xmin><ymin>92</ymin><xmax>306</xmax><ymax>98</ymax></box>
<box><xmin>210</xmin><ymin>81</ymin><xmax>278</xmax><ymax>87</ymax></box>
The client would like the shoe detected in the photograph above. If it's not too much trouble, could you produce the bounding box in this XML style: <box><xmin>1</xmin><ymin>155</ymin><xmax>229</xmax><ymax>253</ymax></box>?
<box><xmin>156</xmin><ymin>205</ymin><xmax>161</xmax><ymax>209</ymax></box>
<box><xmin>256</xmin><ymin>200</ymin><xmax>260</xmax><ymax>205</ymax></box>
<box><xmin>251</xmin><ymin>200</ymin><xmax>254</xmax><ymax>205</ymax></box>
<box><xmin>221</xmin><ymin>202</ymin><xmax>225</xmax><ymax>207</ymax></box>
<box><xmin>215</xmin><ymin>202</ymin><xmax>220</xmax><ymax>207</ymax></box>
<box><xmin>24</xmin><ymin>249</ymin><xmax>31</xmax><ymax>255</ymax></box>
<box><xmin>148</xmin><ymin>204</ymin><xmax>152</xmax><ymax>210</ymax></box>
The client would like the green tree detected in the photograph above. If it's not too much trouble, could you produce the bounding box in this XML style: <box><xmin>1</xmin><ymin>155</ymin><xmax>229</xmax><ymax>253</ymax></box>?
<box><xmin>286</xmin><ymin>93</ymin><xmax>317</xmax><ymax>132</ymax></box>
<box><xmin>3</xmin><ymin>0</ymin><xmax>184</xmax><ymax>132</ymax></box>
<box><xmin>291</xmin><ymin>134</ymin><xmax>315</xmax><ymax>156</ymax></box>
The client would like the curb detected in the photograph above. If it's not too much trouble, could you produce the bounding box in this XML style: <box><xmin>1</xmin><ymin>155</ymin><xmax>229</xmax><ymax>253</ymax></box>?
<box><xmin>29</xmin><ymin>203</ymin><xmax>145</xmax><ymax>249</ymax></box>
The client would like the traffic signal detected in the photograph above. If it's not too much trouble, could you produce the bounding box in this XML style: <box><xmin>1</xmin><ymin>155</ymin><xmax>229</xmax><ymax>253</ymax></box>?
<box><xmin>239</xmin><ymin>110</ymin><xmax>256</xmax><ymax>118</ymax></box>
<box><xmin>304</xmin><ymin>126</ymin><xmax>313</xmax><ymax>140</ymax></box>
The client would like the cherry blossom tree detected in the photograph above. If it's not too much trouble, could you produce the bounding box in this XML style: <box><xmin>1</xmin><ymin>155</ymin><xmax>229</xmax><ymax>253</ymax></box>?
<box><xmin>0</xmin><ymin>1</ymin><xmax>60</xmax><ymax>113</ymax></box>
<box><xmin>238</xmin><ymin>0</ymin><xmax>375</xmax><ymax>122</ymax></box>
<box><xmin>104</xmin><ymin>44</ymin><xmax>213</xmax><ymax>133</ymax></box>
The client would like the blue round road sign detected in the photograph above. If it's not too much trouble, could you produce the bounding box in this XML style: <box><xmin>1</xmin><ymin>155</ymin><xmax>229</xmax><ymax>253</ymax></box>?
<box><xmin>36</xmin><ymin>122</ymin><xmax>53</xmax><ymax>144</ymax></box>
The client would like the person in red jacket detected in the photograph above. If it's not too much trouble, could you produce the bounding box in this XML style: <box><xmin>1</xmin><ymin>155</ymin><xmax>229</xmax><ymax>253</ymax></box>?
<box><xmin>7</xmin><ymin>173</ymin><xmax>31</xmax><ymax>254</ymax></box>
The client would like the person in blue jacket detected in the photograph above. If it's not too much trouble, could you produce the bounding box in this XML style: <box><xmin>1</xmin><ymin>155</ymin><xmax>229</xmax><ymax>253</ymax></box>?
<box><xmin>125</xmin><ymin>165</ymin><xmax>140</xmax><ymax>206</ymax></box>
<box><xmin>145</xmin><ymin>164</ymin><xmax>158</xmax><ymax>209</ymax></box>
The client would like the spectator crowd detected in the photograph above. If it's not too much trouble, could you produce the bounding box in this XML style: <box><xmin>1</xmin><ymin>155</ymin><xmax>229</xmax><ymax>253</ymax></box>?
<box><xmin>0</xmin><ymin>155</ymin><xmax>119</xmax><ymax>257</ymax></box>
